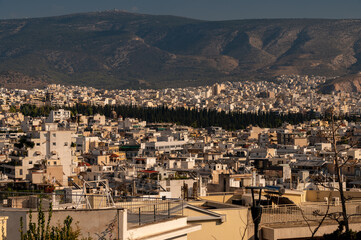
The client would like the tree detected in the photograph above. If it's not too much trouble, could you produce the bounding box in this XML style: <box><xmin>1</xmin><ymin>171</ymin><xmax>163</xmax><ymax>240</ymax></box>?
<box><xmin>330</xmin><ymin>112</ymin><xmax>349</xmax><ymax>232</ymax></box>
<box><xmin>301</xmin><ymin>110</ymin><xmax>357</xmax><ymax>238</ymax></box>
<box><xmin>20</xmin><ymin>103</ymin><xmax>315</xmax><ymax>131</ymax></box>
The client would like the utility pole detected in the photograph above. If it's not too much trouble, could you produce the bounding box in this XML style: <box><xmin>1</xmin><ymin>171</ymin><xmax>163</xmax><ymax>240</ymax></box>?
<box><xmin>246</xmin><ymin>186</ymin><xmax>263</xmax><ymax>240</ymax></box>
<box><xmin>246</xmin><ymin>186</ymin><xmax>285</xmax><ymax>240</ymax></box>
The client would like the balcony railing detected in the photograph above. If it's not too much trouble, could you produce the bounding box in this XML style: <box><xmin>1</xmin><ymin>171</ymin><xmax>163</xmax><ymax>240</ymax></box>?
<box><xmin>260</xmin><ymin>203</ymin><xmax>361</xmax><ymax>225</ymax></box>
<box><xmin>113</xmin><ymin>196</ymin><xmax>184</xmax><ymax>228</ymax></box>
<box><xmin>0</xmin><ymin>192</ymin><xmax>184</xmax><ymax>228</ymax></box>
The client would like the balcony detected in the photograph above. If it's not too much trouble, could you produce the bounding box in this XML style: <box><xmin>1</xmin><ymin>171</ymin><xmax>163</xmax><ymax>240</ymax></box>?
<box><xmin>4</xmin><ymin>160</ymin><xmax>22</xmax><ymax>167</ymax></box>
<box><xmin>10</xmin><ymin>150</ymin><xmax>28</xmax><ymax>159</ymax></box>
<box><xmin>113</xmin><ymin>196</ymin><xmax>184</xmax><ymax>228</ymax></box>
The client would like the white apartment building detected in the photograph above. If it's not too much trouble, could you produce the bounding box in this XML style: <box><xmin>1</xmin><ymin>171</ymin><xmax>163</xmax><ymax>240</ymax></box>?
<box><xmin>118</xmin><ymin>118</ymin><xmax>146</xmax><ymax>130</ymax></box>
<box><xmin>46</xmin><ymin>109</ymin><xmax>71</xmax><ymax>123</ymax></box>
<box><xmin>142</xmin><ymin>137</ymin><xmax>187</xmax><ymax>155</ymax></box>
<box><xmin>4</xmin><ymin>126</ymin><xmax>74</xmax><ymax>184</ymax></box>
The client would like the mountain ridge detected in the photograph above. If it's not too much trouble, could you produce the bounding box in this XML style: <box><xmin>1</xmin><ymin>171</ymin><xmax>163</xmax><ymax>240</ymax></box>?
<box><xmin>1</xmin><ymin>11</ymin><xmax>361</xmax><ymax>89</ymax></box>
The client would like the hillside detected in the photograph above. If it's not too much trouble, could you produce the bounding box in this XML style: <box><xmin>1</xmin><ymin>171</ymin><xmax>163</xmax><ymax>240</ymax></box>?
<box><xmin>2</xmin><ymin>11</ymin><xmax>361</xmax><ymax>89</ymax></box>
<box><xmin>319</xmin><ymin>73</ymin><xmax>361</xmax><ymax>93</ymax></box>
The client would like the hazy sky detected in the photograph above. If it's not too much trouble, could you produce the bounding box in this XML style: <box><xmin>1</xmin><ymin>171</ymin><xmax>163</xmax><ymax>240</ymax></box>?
<box><xmin>1</xmin><ymin>0</ymin><xmax>361</xmax><ymax>20</ymax></box>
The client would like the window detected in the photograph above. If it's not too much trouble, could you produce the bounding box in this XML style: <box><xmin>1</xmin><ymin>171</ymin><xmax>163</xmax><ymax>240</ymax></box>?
<box><xmin>64</xmin><ymin>142</ymin><xmax>68</xmax><ymax>146</ymax></box>
<box><xmin>29</xmin><ymin>161</ymin><xmax>32</xmax><ymax>164</ymax></box>
<box><xmin>52</xmin><ymin>134</ymin><xmax>56</xmax><ymax>137</ymax></box>
<box><xmin>19</xmin><ymin>169</ymin><xmax>23</xmax><ymax>175</ymax></box>
<box><xmin>36</xmin><ymin>143</ymin><xmax>40</xmax><ymax>146</ymax></box>
<box><xmin>53</xmin><ymin>142</ymin><xmax>56</xmax><ymax>146</ymax></box>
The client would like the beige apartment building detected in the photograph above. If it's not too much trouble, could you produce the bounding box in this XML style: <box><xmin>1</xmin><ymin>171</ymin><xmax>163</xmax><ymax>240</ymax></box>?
<box><xmin>3</xmin><ymin>124</ymin><xmax>74</xmax><ymax>185</ymax></box>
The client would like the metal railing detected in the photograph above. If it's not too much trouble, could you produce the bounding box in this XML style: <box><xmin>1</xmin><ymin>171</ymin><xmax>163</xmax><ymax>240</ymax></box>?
<box><xmin>0</xmin><ymin>191</ymin><xmax>114</xmax><ymax>209</ymax></box>
<box><xmin>205</xmin><ymin>192</ymin><xmax>235</xmax><ymax>196</ymax></box>
<box><xmin>0</xmin><ymin>191</ymin><xmax>184</xmax><ymax>228</ymax></box>
<box><xmin>260</xmin><ymin>203</ymin><xmax>361</xmax><ymax>224</ymax></box>
<box><xmin>113</xmin><ymin>196</ymin><xmax>184</xmax><ymax>228</ymax></box>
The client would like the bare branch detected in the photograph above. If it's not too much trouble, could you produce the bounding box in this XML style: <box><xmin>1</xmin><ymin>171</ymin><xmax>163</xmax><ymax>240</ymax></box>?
<box><xmin>299</xmin><ymin>206</ymin><xmax>314</xmax><ymax>236</ymax></box>
<box><xmin>298</xmin><ymin>192</ymin><xmax>333</xmax><ymax>239</ymax></box>
<box><xmin>311</xmin><ymin>194</ymin><xmax>332</xmax><ymax>238</ymax></box>
<box><xmin>238</xmin><ymin>208</ymin><xmax>249</xmax><ymax>240</ymax></box>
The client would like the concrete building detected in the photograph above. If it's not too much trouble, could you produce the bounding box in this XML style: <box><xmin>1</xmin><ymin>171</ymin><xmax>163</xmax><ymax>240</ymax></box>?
<box><xmin>46</xmin><ymin>109</ymin><xmax>71</xmax><ymax>123</ymax></box>
<box><xmin>142</xmin><ymin>137</ymin><xmax>187</xmax><ymax>155</ymax></box>
<box><xmin>184</xmin><ymin>201</ymin><xmax>248</xmax><ymax>240</ymax></box>
<box><xmin>0</xmin><ymin>207</ymin><xmax>200</xmax><ymax>240</ymax></box>
<box><xmin>3</xmin><ymin>127</ymin><xmax>74</xmax><ymax>184</ymax></box>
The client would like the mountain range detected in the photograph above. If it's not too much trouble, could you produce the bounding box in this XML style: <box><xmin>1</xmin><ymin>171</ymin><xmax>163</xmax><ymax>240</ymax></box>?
<box><xmin>1</xmin><ymin>11</ymin><xmax>361</xmax><ymax>90</ymax></box>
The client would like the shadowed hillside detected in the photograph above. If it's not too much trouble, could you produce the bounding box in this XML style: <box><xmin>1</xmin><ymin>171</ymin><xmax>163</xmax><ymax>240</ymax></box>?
<box><xmin>1</xmin><ymin>11</ymin><xmax>361</xmax><ymax>89</ymax></box>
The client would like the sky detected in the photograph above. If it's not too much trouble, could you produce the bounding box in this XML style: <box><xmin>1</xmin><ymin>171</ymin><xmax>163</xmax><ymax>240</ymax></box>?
<box><xmin>1</xmin><ymin>0</ymin><xmax>361</xmax><ymax>21</ymax></box>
